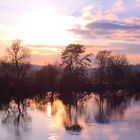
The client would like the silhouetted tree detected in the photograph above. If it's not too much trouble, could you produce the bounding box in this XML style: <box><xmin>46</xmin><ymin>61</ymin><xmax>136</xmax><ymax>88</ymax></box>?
<box><xmin>94</xmin><ymin>50</ymin><xmax>131</xmax><ymax>89</ymax></box>
<box><xmin>0</xmin><ymin>57</ymin><xmax>15</xmax><ymax>94</ymax></box>
<box><xmin>128</xmin><ymin>70</ymin><xmax>140</xmax><ymax>89</ymax></box>
<box><xmin>0</xmin><ymin>57</ymin><xmax>12</xmax><ymax>81</ymax></box>
<box><xmin>107</xmin><ymin>54</ymin><xmax>130</xmax><ymax>88</ymax></box>
<box><xmin>60</xmin><ymin>44</ymin><xmax>92</xmax><ymax>91</ymax></box>
<box><xmin>6</xmin><ymin>40</ymin><xmax>30</xmax><ymax>80</ymax></box>
<box><xmin>34</xmin><ymin>63</ymin><xmax>60</xmax><ymax>94</ymax></box>
<box><xmin>44</xmin><ymin>63</ymin><xmax>60</xmax><ymax>91</ymax></box>
<box><xmin>95</xmin><ymin>50</ymin><xmax>111</xmax><ymax>85</ymax></box>
<box><xmin>60</xmin><ymin>44</ymin><xmax>92</xmax><ymax>130</ymax></box>
<box><xmin>0</xmin><ymin>40</ymin><xmax>31</xmax><ymax>97</ymax></box>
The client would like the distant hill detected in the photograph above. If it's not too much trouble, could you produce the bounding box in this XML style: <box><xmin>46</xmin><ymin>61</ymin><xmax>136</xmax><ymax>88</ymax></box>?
<box><xmin>87</xmin><ymin>68</ymin><xmax>97</xmax><ymax>76</ymax></box>
<box><xmin>31</xmin><ymin>64</ymin><xmax>43</xmax><ymax>71</ymax></box>
<box><xmin>30</xmin><ymin>64</ymin><xmax>140</xmax><ymax>73</ymax></box>
<box><xmin>130</xmin><ymin>64</ymin><xmax>140</xmax><ymax>72</ymax></box>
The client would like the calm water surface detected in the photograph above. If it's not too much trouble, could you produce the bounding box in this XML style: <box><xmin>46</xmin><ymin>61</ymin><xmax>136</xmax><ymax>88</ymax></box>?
<box><xmin>0</xmin><ymin>91</ymin><xmax>140</xmax><ymax>140</ymax></box>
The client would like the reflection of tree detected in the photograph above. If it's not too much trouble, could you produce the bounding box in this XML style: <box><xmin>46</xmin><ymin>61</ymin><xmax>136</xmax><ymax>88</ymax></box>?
<box><xmin>61</xmin><ymin>90</ymin><xmax>136</xmax><ymax>125</ymax></box>
<box><xmin>95</xmin><ymin>94</ymin><xmax>109</xmax><ymax>123</ymax></box>
<box><xmin>62</xmin><ymin>92</ymin><xmax>90</xmax><ymax>132</ymax></box>
<box><xmin>64</xmin><ymin>103</ymin><xmax>82</xmax><ymax>132</ymax></box>
<box><xmin>94</xmin><ymin>90</ymin><xmax>132</xmax><ymax>123</ymax></box>
<box><xmin>0</xmin><ymin>90</ymin><xmax>135</xmax><ymax>135</ymax></box>
<box><xmin>0</xmin><ymin>99</ymin><xmax>31</xmax><ymax>138</ymax></box>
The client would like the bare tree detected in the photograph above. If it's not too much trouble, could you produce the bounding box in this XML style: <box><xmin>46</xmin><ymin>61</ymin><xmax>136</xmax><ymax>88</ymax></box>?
<box><xmin>95</xmin><ymin>50</ymin><xmax>130</xmax><ymax>88</ymax></box>
<box><xmin>6</xmin><ymin>40</ymin><xmax>30</xmax><ymax>80</ymax></box>
<box><xmin>107</xmin><ymin>54</ymin><xmax>130</xmax><ymax>87</ymax></box>
<box><xmin>95</xmin><ymin>50</ymin><xmax>111</xmax><ymax>85</ymax></box>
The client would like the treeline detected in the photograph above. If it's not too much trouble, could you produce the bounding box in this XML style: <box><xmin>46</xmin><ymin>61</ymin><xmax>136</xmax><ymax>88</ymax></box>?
<box><xmin>0</xmin><ymin>40</ymin><xmax>140</xmax><ymax>99</ymax></box>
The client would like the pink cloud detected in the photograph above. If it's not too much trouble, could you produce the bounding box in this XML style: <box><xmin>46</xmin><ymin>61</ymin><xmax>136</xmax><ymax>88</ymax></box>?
<box><xmin>123</xmin><ymin>17</ymin><xmax>140</xmax><ymax>25</ymax></box>
<box><xmin>111</xmin><ymin>0</ymin><xmax>125</xmax><ymax>13</ymax></box>
<box><xmin>82</xmin><ymin>5</ymin><xmax>119</xmax><ymax>22</ymax></box>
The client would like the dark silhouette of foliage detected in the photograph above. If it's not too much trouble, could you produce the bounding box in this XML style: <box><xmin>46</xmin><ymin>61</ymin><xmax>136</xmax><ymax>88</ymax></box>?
<box><xmin>60</xmin><ymin>44</ymin><xmax>92</xmax><ymax>91</ymax></box>
<box><xmin>95</xmin><ymin>50</ymin><xmax>111</xmax><ymax>85</ymax></box>
<box><xmin>107</xmin><ymin>54</ymin><xmax>130</xmax><ymax>88</ymax></box>
<box><xmin>94</xmin><ymin>50</ymin><xmax>132</xmax><ymax>89</ymax></box>
<box><xmin>34</xmin><ymin>63</ymin><xmax>60</xmax><ymax>94</ymax></box>
<box><xmin>0</xmin><ymin>40</ymin><xmax>31</xmax><ymax>98</ymax></box>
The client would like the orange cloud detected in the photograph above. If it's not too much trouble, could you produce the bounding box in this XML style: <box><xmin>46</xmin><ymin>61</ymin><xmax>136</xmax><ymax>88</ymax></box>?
<box><xmin>29</xmin><ymin>46</ymin><xmax>62</xmax><ymax>56</ymax></box>
<box><xmin>126</xmin><ymin>53</ymin><xmax>140</xmax><ymax>64</ymax></box>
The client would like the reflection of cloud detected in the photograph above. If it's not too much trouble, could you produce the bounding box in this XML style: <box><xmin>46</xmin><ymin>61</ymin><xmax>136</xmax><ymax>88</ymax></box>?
<box><xmin>125</xmin><ymin>103</ymin><xmax>140</xmax><ymax>130</ymax></box>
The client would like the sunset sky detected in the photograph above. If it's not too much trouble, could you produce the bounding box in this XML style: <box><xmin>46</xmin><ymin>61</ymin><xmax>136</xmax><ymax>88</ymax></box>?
<box><xmin>0</xmin><ymin>0</ymin><xmax>140</xmax><ymax>65</ymax></box>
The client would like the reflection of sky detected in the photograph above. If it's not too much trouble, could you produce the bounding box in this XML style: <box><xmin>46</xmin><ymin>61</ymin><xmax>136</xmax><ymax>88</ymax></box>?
<box><xmin>0</xmin><ymin>0</ymin><xmax>140</xmax><ymax>64</ymax></box>
<box><xmin>0</xmin><ymin>95</ymin><xmax>140</xmax><ymax>140</ymax></box>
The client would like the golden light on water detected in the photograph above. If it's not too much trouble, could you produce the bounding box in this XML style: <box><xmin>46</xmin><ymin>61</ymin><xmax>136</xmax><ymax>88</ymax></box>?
<box><xmin>50</xmin><ymin>100</ymin><xmax>67</xmax><ymax>129</ymax></box>
<box><xmin>28</xmin><ymin>99</ymin><xmax>68</xmax><ymax>129</ymax></box>
<box><xmin>27</xmin><ymin>98</ymin><xmax>86</xmax><ymax>130</ymax></box>
<box><xmin>46</xmin><ymin>103</ymin><xmax>52</xmax><ymax>118</ymax></box>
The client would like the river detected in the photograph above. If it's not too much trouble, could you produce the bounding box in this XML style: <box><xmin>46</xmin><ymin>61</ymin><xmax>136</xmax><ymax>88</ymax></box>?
<box><xmin>0</xmin><ymin>90</ymin><xmax>140</xmax><ymax>140</ymax></box>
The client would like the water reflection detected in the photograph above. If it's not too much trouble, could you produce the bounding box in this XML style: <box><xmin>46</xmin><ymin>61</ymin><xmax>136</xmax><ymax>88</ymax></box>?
<box><xmin>0</xmin><ymin>90</ymin><xmax>140</xmax><ymax>139</ymax></box>
<box><xmin>47</xmin><ymin>103</ymin><xmax>52</xmax><ymax>118</ymax></box>
<box><xmin>0</xmin><ymin>100</ymin><xmax>31</xmax><ymax>139</ymax></box>
<box><xmin>94</xmin><ymin>90</ymin><xmax>131</xmax><ymax>123</ymax></box>
<box><xmin>26</xmin><ymin>90</ymin><xmax>140</xmax><ymax>131</ymax></box>
<box><xmin>50</xmin><ymin>100</ymin><xmax>67</xmax><ymax>129</ymax></box>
